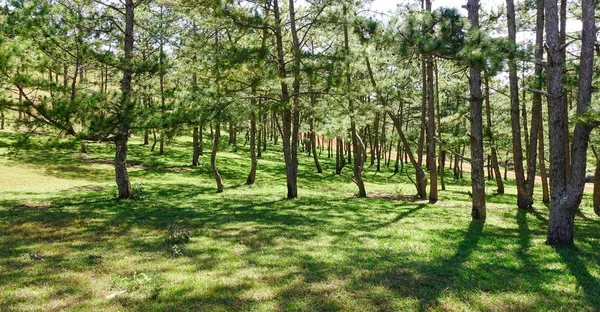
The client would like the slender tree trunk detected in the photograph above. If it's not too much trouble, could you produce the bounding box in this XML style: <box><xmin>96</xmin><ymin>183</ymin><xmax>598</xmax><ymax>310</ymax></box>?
<box><xmin>273</xmin><ymin>0</ymin><xmax>298</xmax><ymax>199</ymax></box>
<box><xmin>418</xmin><ymin>56</ymin><xmax>426</xmax><ymax>168</ymax></box>
<box><xmin>211</xmin><ymin>122</ymin><xmax>224</xmax><ymax>193</ymax></box>
<box><xmin>524</xmin><ymin>0</ymin><xmax>546</xmax><ymax>206</ymax></box>
<box><xmin>375</xmin><ymin>113</ymin><xmax>381</xmax><ymax>171</ymax></box>
<box><xmin>114</xmin><ymin>0</ymin><xmax>135</xmax><ymax>199</ymax></box>
<box><xmin>343</xmin><ymin>5</ymin><xmax>365</xmax><ymax>197</ymax></box>
<box><xmin>507</xmin><ymin>0</ymin><xmax>531</xmax><ymax>210</ymax></box>
<box><xmin>546</xmin><ymin>0</ymin><xmax>596</xmax><ymax>245</ymax></box>
<box><xmin>193</xmin><ymin>126</ymin><xmax>200</xmax><ymax>166</ymax></box>
<box><xmin>539</xmin><ymin>116</ymin><xmax>550</xmax><ymax>203</ymax></box>
<box><xmin>159</xmin><ymin>132</ymin><xmax>165</xmax><ymax>154</ymax></box>
<box><xmin>247</xmin><ymin>88</ymin><xmax>258</xmax><ymax>184</ymax></box>
<box><xmin>560</xmin><ymin>0</ymin><xmax>571</xmax><ymax>183</ymax></box>
<box><xmin>468</xmin><ymin>0</ymin><xmax>486</xmax><ymax>220</ymax></box>
<box><xmin>0</xmin><ymin>110</ymin><xmax>4</xmax><ymax>130</ymax></box>
<box><xmin>310</xmin><ymin>116</ymin><xmax>322</xmax><ymax>173</ymax></box>
<box><xmin>151</xmin><ymin>130</ymin><xmax>157</xmax><ymax>152</ymax></box>
<box><xmin>484</xmin><ymin>74</ymin><xmax>503</xmax><ymax>194</ymax></box>
<box><xmin>594</xmin><ymin>148</ymin><xmax>600</xmax><ymax>215</ymax></box>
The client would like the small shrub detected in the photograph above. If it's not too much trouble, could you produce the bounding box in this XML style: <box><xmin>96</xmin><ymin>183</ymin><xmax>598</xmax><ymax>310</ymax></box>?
<box><xmin>164</xmin><ymin>222</ymin><xmax>191</xmax><ymax>257</ymax></box>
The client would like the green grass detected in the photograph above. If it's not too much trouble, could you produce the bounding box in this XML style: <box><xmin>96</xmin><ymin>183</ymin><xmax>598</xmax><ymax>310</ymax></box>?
<box><xmin>1</xmin><ymin>130</ymin><xmax>599</xmax><ymax>311</ymax></box>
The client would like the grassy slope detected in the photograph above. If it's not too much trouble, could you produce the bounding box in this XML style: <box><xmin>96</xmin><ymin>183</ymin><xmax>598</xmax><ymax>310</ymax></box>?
<box><xmin>0</xmin><ymin>130</ymin><xmax>599</xmax><ymax>311</ymax></box>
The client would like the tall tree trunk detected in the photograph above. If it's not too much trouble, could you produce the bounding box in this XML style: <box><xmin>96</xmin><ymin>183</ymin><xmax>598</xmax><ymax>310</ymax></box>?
<box><xmin>211</xmin><ymin>122</ymin><xmax>224</xmax><ymax>193</ymax></box>
<box><xmin>525</xmin><ymin>0</ymin><xmax>546</xmax><ymax>206</ymax></box>
<box><xmin>343</xmin><ymin>5</ymin><xmax>365</xmax><ymax>197</ymax></box>
<box><xmin>425</xmin><ymin>1</ymin><xmax>437</xmax><ymax>202</ymax></box>
<box><xmin>539</xmin><ymin>116</ymin><xmax>550</xmax><ymax>203</ymax></box>
<box><xmin>594</xmin><ymin>153</ymin><xmax>600</xmax><ymax>216</ymax></box>
<box><xmin>484</xmin><ymin>74</ymin><xmax>504</xmax><ymax>194</ymax></box>
<box><xmin>507</xmin><ymin>0</ymin><xmax>531</xmax><ymax>210</ymax></box>
<box><xmin>468</xmin><ymin>0</ymin><xmax>486</xmax><ymax>220</ymax></box>
<box><xmin>280</xmin><ymin>0</ymin><xmax>300</xmax><ymax>199</ymax></box>
<box><xmin>435</xmin><ymin>60</ymin><xmax>445</xmax><ymax>191</ymax></box>
<box><xmin>193</xmin><ymin>126</ymin><xmax>200</xmax><ymax>166</ymax></box>
<box><xmin>159</xmin><ymin>132</ymin><xmax>165</xmax><ymax>154</ymax></box>
<box><xmin>418</xmin><ymin>55</ymin><xmax>426</xmax><ymax>168</ymax></box>
<box><xmin>114</xmin><ymin>0</ymin><xmax>135</xmax><ymax>199</ymax></box>
<box><xmin>247</xmin><ymin>87</ymin><xmax>258</xmax><ymax>184</ymax></box>
<box><xmin>560</xmin><ymin>0</ymin><xmax>571</xmax><ymax>183</ymax></box>
<box><xmin>310</xmin><ymin>115</ymin><xmax>322</xmax><ymax>173</ymax></box>
<box><xmin>546</xmin><ymin>0</ymin><xmax>596</xmax><ymax>245</ymax></box>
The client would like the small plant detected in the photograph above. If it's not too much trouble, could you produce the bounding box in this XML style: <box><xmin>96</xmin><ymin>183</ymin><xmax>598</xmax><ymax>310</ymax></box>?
<box><xmin>131</xmin><ymin>183</ymin><xmax>146</xmax><ymax>200</ymax></box>
<box><xmin>164</xmin><ymin>222</ymin><xmax>191</xmax><ymax>256</ymax></box>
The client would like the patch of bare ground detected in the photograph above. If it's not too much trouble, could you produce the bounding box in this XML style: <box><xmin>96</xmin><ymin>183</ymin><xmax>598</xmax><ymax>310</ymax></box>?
<box><xmin>368</xmin><ymin>192</ymin><xmax>418</xmax><ymax>202</ymax></box>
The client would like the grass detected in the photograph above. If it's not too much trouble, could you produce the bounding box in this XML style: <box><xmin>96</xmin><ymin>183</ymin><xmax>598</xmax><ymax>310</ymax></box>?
<box><xmin>0</xmin><ymin>129</ymin><xmax>599</xmax><ymax>311</ymax></box>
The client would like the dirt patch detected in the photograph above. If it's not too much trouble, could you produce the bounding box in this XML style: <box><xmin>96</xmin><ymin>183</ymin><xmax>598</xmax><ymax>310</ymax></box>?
<box><xmin>369</xmin><ymin>192</ymin><xmax>418</xmax><ymax>202</ymax></box>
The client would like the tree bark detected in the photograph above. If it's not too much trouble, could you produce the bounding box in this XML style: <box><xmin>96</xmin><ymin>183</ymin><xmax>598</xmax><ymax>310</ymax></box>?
<box><xmin>506</xmin><ymin>0</ymin><xmax>531</xmax><ymax>210</ymax></box>
<box><xmin>484</xmin><ymin>74</ymin><xmax>504</xmax><ymax>194</ymax></box>
<box><xmin>114</xmin><ymin>0</ymin><xmax>135</xmax><ymax>200</ymax></box>
<box><xmin>594</xmin><ymin>157</ymin><xmax>600</xmax><ymax>216</ymax></box>
<box><xmin>343</xmin><ymin>4</ymin><xmax>365</xmax><ymax>197</ymax></box>
<box><xmin>546</xmin><ymin>0</ymin><xmax>596</xmax><ymax>245</ymax></box>
<box><xmin>539</xmin><ymin>117</ymin><xmax>550</xmax><ymax>203</ymax></box>
<box><xmin>468</xmin><ymin>0</ymin><xmax>486</xmax><ymax>220</ymax></box>
<box><xmin>193</xmin><ymin>126</ymin><xmax>200</xmax><ymax>166</ymax></box>
<box><xmin>310</xmin><ymin>115</ymin><xmax>322</xmax><ymax>173</ymax></box>
<box><xmin>211</xmin><ymin>122</ymin><xmax>224</xmax><ymax>193</ymax></box>
<box><xmin>247</xmin><ymin>88</ymin><xmax>258</xmax><ymax>184</ymax></box>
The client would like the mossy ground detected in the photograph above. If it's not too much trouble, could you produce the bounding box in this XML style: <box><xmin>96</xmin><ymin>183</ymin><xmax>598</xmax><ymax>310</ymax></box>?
<box><xmin>1</xmin><ymin>130</ymin><xmax>599</xmax><ymax>311</ymax></box>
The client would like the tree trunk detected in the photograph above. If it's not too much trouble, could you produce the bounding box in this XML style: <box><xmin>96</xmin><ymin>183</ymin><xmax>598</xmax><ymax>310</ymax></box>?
<box><xmin>524</xmin><ymin>0</ymin><xmax>546</xmax><ymax>207</ymax></box>
<box><xmin>539</xmin><ymin>117</ymin><xmax>550</xmax><ymax>203</ymax></box>
<box><xmin>143</xmin><ymin>129</ymin><xmax>149</xmax><ymax>145</ymax></box>
<box><xmin>211</xmin><ymin>123</ymin><xmax>224</xmax><ymax>193</ymax></box>
<box><xmin>546</xmin><ymin>0</ymin><xmax>596</xmax><ymax>245</ymax></box>
<box><xmin>343</xmin><ymin>4</ymin><xmax>365</xmax><ymax>197</ymax></box>
<box><xmin>114</xmin><ymin>0</ymin><xmax>135</xmax><ymax>200</ymax></box>
<box><xmin>279</xmin><ymin>0</ymin><xmax>300</xmax><ymax>199</ymax></box>
<box><xmin>507</xmin><ymin>0</ymin><xmax>531</xmax><ymax>210</ymax></box>
<box><xmin>374</xmin><ymin>113</ymin><xmax>381</xmax><ymax>171</ymax></box>
<box><xmin>159</xmin><ymin>132</ymin><xmax>164</xmax><ymax>154</ymax></box>
<box><xmin>193</xmin><ymin>126</ymin><xmax>200</xmax><ymax>166</ymax></box>
<box><xmin>151</xmin><ymin>129</ymin><xmax>157</xmax><ymax>152</ymax></box>
<box><xmin>247</xmin><ymin>91</ymin><xmax>258</xmax><ymax>184</ymax></box>
<box><xmin>310</xmin><ymin>117</ymin><xmax>322</xmax><ymax>173</ymax></box>
<box><xmin>594</xmin><ymin>157</ymin><xmax>600</xmax><ymax>216</ymax></box>
<box><xmin>560</xmin><ymin>0</ymin><xmax>571</xmax><ymax>184</ymax></box>
<box><xmin>468</xmin><ymin>0</ymin><xmax>486</xmax><ymax>220</ymax></box>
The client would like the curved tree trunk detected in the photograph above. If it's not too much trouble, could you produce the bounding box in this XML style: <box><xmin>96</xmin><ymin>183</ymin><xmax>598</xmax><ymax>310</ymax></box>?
<box><xmin>310</xmin><ymin>117</ymin><xmax>322</xmax><ymax>173</ymax></box>
<box><xmin>211</xmin><ymin>122</ymin><xmax>224</xmax><ymax>193</ymax></box>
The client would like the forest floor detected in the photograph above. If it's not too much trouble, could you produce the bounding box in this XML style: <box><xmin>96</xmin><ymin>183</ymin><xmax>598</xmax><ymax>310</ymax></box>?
<box><xmin>1</xmin><ymin>130</ymin><xmax>599</xmax><ymax>311</ymax></box>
